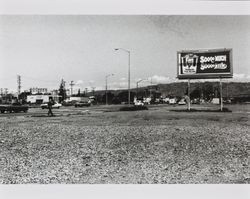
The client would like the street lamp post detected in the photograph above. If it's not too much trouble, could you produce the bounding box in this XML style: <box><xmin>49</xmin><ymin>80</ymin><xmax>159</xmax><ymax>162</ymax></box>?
<box><xmin>105</xmin><ymin>74</ymin><xmax>114</xmax><ymax>105</ymax></box>
<box><xmin>136</xmin><ymin>79</ymin><xmax>146</xmax><ymax>99</ymax></box>
<box><xmin>149</xmin><ymin>77</ymin><xmax>153</xmax><ymax>98</ymax></box>
<box><xmin>115</xmin><ymin>48</ymin><xmax>131</xmax><ymax>105</ymax></box>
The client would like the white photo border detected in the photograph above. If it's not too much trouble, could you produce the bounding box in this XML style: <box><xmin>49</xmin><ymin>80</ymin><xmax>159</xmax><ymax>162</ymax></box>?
<box><xmin>0</xmin><ymin>0</ymin><xmax>249</xmax><ymax>199</ymax></box>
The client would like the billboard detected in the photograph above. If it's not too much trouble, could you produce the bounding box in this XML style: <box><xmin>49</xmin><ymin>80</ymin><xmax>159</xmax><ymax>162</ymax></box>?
<box><xmin>177</xmin><ymin>49</ymin><xmax>233</xmax><ymax>79</ymax></box>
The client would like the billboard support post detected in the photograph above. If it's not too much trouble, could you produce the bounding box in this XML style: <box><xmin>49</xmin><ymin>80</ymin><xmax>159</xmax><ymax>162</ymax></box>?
<box><xmin>220</xmin><ymin>78</ymin><xmax>223</xmax><ymax>111</ymax></box>
<box><xmin>188</xmin><ymin>79</ymin><xmax>191</xmax><ymax>111</ymax></box>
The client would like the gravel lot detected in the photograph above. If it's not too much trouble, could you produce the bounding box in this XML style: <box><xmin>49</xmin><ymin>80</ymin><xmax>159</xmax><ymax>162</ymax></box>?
<box><xmin>0</xmin><ymin>104</ymin><xmax>249</xmax><ymax>184</ymax></box>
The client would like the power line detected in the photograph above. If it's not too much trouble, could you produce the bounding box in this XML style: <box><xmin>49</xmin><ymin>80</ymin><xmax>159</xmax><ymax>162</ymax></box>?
<box><xmin>21</xmin><ymin>75</ymin><xmax>59</xmax><ymax>84</ymax></box>
<box><xmin>0</xmin><ymin>75</ymin><xmax>17</xmax><ymax>81</ymax></box>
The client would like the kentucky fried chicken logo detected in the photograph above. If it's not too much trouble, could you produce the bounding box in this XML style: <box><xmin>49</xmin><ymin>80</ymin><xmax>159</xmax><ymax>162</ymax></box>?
<box><xmin>181</xmin><ymin>54</ymin><xmax>198</xmax><ymax>74</ymax></box>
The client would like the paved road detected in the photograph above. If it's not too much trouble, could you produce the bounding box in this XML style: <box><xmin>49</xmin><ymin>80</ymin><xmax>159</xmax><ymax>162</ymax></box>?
<box><xmin>0</xmin><ymin>106</ymin><xmax>90</xmax><ymax>117</ymax></box>
<box><xmin>0</xmin><ymin>104</ymin><xmax>249</xmax><ymax>118</ymax></box>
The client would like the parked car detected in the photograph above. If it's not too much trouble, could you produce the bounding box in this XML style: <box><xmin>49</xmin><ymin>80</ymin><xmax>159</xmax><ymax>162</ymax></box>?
<box><xmin>41</xmin><ymin>102</ymin><xmax>62</xmax><ymax>109</ymax></box>
<box><xmin>191</xmin><ymin>98</ymin><xmax>200</xmax><ymax>104</ymax></box>
<box><xmin>62</xmin><ymin>100</ymin><xmax>77</xmax><ymax>106</ymax></box>
<box><xmin>223</xmin><ymin>99</ymin><xmax>232</xmax><ymax>104</ymax></box>
<box><xmin>134</xmin><ymin>100</ymin><xmax>144</xmax><ymax>106</ymax></box>
<box><xmin>155</xmin><ymin>98</ymin><xmax>161</xmax><ymax>103</ymax></box>
<box><xmin>178</xmin><ymin>99</ymin><xmax>186</xmax><ymax>105</ymax></box>
<box><xmin>0</xmin><ymin>103</ymin><xmax>29</xmax><ymax>113</ymax></box>
<box><xmin>143</xmin><ymin>97</ymin><xmax>151</xmax><ymax>105</ymax></box>
<box><xmin>163</xmin><ymin>97</ymin><xmax>170</xmax><ymax>104</ymax></box>
<box><xmin>169</xmin><ymin>98</ymin><xmax>177</xmax><ymax>105</ymax></box>
<box><xmin>75</xmin><ymin>101</ymin><xmax>91</xmax><ymax>107</ymax></box>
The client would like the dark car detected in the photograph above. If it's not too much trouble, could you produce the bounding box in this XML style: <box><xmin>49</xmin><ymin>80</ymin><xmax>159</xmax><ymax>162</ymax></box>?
<box><xmin>0</xmin><ymin>103</ymin><xmax>29</xmax><ymax>113</ymax></box>
<box><xmin>75</xmin><ymin>101</ymin><xmax>91</xmax><ymax>107</ymax></box>
<box><xmin>62</xmin><ymin>100</ymin><xmax>77</xmax><ymax>106</ymax></box>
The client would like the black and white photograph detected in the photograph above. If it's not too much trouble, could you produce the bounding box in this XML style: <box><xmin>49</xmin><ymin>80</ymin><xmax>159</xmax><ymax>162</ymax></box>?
<box><xmin>0</xmin><ymin>0</ymin><xmax>249</xmax><ymax>198</ymax></box>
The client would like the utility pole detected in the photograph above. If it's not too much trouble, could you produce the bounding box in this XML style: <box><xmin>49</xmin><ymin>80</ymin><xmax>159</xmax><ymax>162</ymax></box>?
<box><xmin>17</xmin><ymin>75</ymin><xmax>21</xmax><ymax>99</ymax></box>
<box><xmin>149</xmin><ymin>77</ymin><xmax>153</xmax><ymax>98</ymax></box>
<box><xmin>4</xmin><ymin>88</ymin><xmax>8</xmax><ymax>95</ymax></box>
<box><xmin>85</xmin><ymin>88</ymin><xmax>88</xmax><ymax>96</ymax></box>
<box><xmin>69</xmin><ymin>81</ymin><xmax>75</xmax><ymax>96</ymax></box>
<box><xmin>150</xmin><ymin>77</ymin><xmax>152</xmax><ymax>97</ymax></box>
<box><xmin>62</xmin><ymin>79</ymin><xmax>66</xmax><ymax>100</ymax></box>
<box><xmin>105</xmin><ymin>74</ymin><xmax>114</xmax><ymax>105</ymax></box>
<box><xmin>91</xmin><ymin>87</ymin><xmax>96</xmax><ymax>96</ymax></box>
<box><xmin>136</xmin><ymin>79</ymin><xmax>146</xmax><ymax>99</ymax></box>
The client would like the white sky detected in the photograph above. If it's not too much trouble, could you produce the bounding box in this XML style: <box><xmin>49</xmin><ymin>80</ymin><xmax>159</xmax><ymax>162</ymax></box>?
<box><xmin>0</xmin><ymin>15</ymin><xmax>250</xmax><ymax>93</ymax></box>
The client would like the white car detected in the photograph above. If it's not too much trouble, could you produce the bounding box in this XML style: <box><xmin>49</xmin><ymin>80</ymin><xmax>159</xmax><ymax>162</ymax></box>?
<box><xmin>178</xmin><ymin>99</ymin><xmax>186</xmax><ymax>105</ymax></box>
<box><xmin>143</xmin><ymin>98</ymin><xmax>151</xmax><ymax>105</ymax></box>
<box><xmin>41</xmin><ymin>102</ymin><xmax>62</xmax><ymax>109</ymax></box>
<box><xmin>134</xmin><ymin>100</ymin><xmax>144</xmax><ymax>106</ymax></box>
<box><xmin>169</xmin><ymin>98</ymin><xmax>177</xmax><ymax>104</ymax></box>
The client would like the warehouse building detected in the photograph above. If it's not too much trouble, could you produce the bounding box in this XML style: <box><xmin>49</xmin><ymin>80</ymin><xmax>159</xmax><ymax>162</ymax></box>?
<box><xmin>27</xmin><ymin>94</ymin><xmax>61</xmax><ymax>104</ymax></box>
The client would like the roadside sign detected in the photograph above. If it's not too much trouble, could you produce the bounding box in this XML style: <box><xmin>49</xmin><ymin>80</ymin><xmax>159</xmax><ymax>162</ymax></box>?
<box><xmin>177</xmin><ymin>48</ymin><xmax>233</xmax><ymax>79</ymax></box>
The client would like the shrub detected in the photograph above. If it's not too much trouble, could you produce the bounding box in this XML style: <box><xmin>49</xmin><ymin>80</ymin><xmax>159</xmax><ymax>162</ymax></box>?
<box><xmin>119</xmin><ymin>105</ymin><xmax>148</xmax><ymax>111</ymax></box>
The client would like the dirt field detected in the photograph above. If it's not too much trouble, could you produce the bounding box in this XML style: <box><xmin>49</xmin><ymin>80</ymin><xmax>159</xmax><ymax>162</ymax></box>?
<box><xmin>0</xmin><ymin>104</ymin><xmax>249</xmax><ymax>184</ymax></box>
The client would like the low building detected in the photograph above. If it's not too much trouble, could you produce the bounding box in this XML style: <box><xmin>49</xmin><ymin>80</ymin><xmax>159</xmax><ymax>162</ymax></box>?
<box><xmin>30</xmin><ymin>87</ymin><xmax>48</xmax><ymax>94</ymax></box>
<box><xmin>27</xmin><ymin>95</ymin><xmax>61</xmax><ymax>104</ymax></box>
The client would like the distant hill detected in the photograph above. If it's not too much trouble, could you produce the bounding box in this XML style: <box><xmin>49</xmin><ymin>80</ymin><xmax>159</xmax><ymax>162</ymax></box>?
<box><xmin>93</xmin><ymin>81</ymin><xmax>250</xmax><ymax>99</ymax></box>
<box><xmin>156</xmin><ymin>82</ymin><xmax>250</xmax><ymax>98</ymax></box>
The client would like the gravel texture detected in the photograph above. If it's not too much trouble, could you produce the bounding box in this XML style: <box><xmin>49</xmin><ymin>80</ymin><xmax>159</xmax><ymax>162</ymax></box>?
<box><xmin>0</xmin><ymin>104</ymin><xmax>249</xmax><ymax>184</ymax></box>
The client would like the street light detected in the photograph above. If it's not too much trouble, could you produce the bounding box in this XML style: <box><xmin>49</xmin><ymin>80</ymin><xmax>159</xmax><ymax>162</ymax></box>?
<box><xmin>115</xmin><ymin>48</ymin><xmax>131</xmax><ymax>105</ymax></box>
<box><xmin>148</xmin><ymin>77</ymin><xmax>154</xmax><ymax>98</ymax></box>
<box><xmin>136</xmin><ymin>79</ymin><xmax>147</xmax><ymax>99</ymax></box>
<box><xmin>105</xmin><ymin>74</ymin><xmax>114</xmax><ymax>105</ymax></box>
